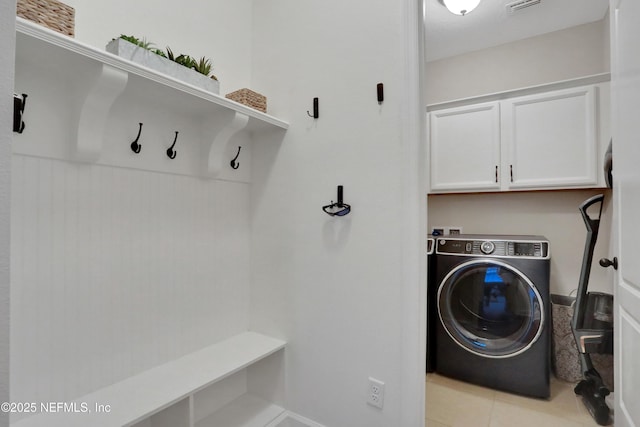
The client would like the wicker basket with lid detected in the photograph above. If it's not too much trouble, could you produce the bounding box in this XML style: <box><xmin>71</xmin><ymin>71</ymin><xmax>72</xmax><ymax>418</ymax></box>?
<box><xmin>17</xmin><ymin>0</ymin><xmax>75</xmax><ymax>37</ymax></box>
<box><xmin>225</xmin><ymin>88</ymin><xmax>267</xmax><ymax>113</ymax></box>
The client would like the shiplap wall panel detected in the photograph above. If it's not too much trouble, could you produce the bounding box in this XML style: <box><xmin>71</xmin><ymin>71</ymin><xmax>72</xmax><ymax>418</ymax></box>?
<box><xmin>10</xmin><ymin>155</ymin><xmax>251</xmax><ymax>417</ymax></box>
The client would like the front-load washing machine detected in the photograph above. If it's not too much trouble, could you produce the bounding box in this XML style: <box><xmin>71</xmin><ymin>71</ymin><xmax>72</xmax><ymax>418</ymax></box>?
<box><xmin>435</xmin><ymin>235</ymin><xmax>551</xmax><ymax>398</ymax></box>
<box><xmin>426</xmin><ymin>237</ymin><xmax>436</xmax><ymax>372</ymax></box>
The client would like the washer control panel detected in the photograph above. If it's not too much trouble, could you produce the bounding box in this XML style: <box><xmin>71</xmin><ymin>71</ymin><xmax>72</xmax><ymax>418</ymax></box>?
<box><xmin>436</xmin><ymin>236</ymin><xmax>549</xmax><ymax>259</ymax></box>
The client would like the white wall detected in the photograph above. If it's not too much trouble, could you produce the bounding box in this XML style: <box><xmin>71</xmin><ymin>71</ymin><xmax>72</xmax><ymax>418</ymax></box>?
<box><xmin>426</xmin><ymin>19</ymin><xmax>610</xmax><ymax>104</ymax></box>
<box><xmin>250</xmin><ymin>0</ymin><xmax>425</xmax><ymax>426</ymax></box>
<box><xmin>426</xmin><ymin>18</ymin><xmax>614</xmax><ymax>297</ymax></box>
<box><xmin>0</xmin><ymin>1</ymin><xmax>15</xmax><ymax>426</ymax></box>
<box><xmin>62</xmin><ymin>0</ymin><xmax>253</xmax><ymax>95</ymax></box>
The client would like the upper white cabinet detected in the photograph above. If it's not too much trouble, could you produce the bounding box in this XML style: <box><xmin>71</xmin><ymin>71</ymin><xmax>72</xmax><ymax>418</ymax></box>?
<box><xmin>503</xmin><ymin>86</ymin><xmax>597</xmax><ymax>190</ymax></box>
<box><xmin>428</xmin><ymin>76</ymin><xmax>610</xmax><ymax>193</ymax></box>
<box><xmin>429</xmin><ymin>101</ymin><xmax>501</xmax><ymax>192</ymax></box>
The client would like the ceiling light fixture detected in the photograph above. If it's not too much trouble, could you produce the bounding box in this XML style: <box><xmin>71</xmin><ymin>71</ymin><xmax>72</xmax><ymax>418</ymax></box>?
<box><xmin>442</xmin><ymin>0</ymin><xmax>481</xmax><ymax>16</ymax></box>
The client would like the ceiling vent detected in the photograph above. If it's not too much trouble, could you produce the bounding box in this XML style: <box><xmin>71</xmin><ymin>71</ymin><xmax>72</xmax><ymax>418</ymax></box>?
<box><xmin>506</xmin><ymin>0</ymin><xmax>541</xmax><ymax>15</ymax></box>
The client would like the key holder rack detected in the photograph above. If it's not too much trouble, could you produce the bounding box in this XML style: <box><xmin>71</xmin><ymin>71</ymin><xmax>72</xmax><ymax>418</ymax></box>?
<box><xmin>322</xmin><ymin>185</ymin><xmax>351</xmax><ymax>217</ymax></box>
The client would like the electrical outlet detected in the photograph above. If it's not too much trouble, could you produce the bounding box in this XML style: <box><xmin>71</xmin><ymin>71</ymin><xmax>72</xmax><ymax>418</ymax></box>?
<box><xmin>448</xmin><ymin>227</ymin><xmax>463</xmax><ymax>235</ymax></box>
<box><xmin>431</xmin><ymin>226</ymin><xmax>463</xmax><ymax>236</ymax></box>
<box><xmin>367</xmin><ymin>377</ymin><xmax>385</xmax><ymax>409</ymax></box>
<box><xmin>431</xmin><ymin>227</ymin><xmax>445</xmax><ymax>236</ymax></box>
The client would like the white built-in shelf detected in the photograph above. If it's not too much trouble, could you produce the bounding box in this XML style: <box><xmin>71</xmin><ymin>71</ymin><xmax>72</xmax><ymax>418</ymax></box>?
<box><xmin>14</xmin><ymin>18</ymin><xmax>289</xmax><ymax>177</ymax></box>
<box><xmin>11</xmin><ymin>332</ymin><xmax>286</xmax><ymax>427</ymax></box>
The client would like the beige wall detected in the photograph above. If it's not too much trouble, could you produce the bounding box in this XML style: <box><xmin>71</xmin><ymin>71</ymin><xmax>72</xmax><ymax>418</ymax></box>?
<box><xmin>426</xmin><ymin>18</ymin><xmax>613</xmax><ymax>297</ymax></box>
<box><xmin>426</xmin><ymin>19</ymin><xmax>610</xmax><ymax>104</ymax></box>
<box><xmin>428</xmin><ymin>190</ymin><xmax>614</xmax><ymax>296</ymax></box>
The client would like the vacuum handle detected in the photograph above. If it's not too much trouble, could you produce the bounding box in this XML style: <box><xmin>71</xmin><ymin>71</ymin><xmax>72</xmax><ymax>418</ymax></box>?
<box><xmin>572</xmin><ymin>194</ymin><xmax>605</xmax><ymax>335</ymax></box>
<box><xmin>579</xmin><ymin>194</ymin><xmax>605</xmax><ymax>233</ymax></box>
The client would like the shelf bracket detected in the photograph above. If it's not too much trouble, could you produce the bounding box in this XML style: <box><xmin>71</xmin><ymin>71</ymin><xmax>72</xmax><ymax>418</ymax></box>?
<box><xmin>74</xmin><ymin>64</ymin><xmax>128</xmax><ymax>162</ymax></box>
<box><xmin>204</xmin><ymin>111</ymin><xmax>250</xmax><ymax>177</ymax></box>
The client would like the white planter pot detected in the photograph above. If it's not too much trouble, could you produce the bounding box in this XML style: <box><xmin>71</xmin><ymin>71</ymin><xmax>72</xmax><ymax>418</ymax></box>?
<box><xmin>106</xmin><ymin>38</ymin><xmax>220</xmax><ymax>95</ymax></box>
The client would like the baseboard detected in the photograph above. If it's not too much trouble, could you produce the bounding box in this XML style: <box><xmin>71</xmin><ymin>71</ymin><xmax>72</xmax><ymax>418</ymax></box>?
<box><xmin>265</xmin><ymin>410</ymin><xmax>327</xmax><ymax>427</ymax></box>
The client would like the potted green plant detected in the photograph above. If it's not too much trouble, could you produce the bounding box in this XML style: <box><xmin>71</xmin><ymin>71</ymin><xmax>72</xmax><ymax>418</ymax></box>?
<box><xmin>106</xmin><ymin>35</ymin><xmax>219</xmax><ymax>94</ymax></box>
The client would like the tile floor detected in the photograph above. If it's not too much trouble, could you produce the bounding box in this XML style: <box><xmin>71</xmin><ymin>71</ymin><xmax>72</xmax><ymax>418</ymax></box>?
<box><xmin>426</xmin><ymin>373</ymin><xmax>612</xmax><ymax>427</ymax></box>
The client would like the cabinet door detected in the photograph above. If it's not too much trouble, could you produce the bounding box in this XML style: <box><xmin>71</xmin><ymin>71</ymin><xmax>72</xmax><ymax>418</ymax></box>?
<box><xmin>502</xmin><ymin>86</ymin><xmax>598</xmax><ymax>190</ymax></box>
<box><xmin>429</xmin><ymin>102</ymin><xmax>501</xmax><ymax>192</ymax></box>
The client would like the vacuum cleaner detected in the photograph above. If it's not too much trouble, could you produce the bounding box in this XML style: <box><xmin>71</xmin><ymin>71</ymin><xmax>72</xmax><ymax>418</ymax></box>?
<box><xmin>572</xmin><ymin>194</ymin><xmax>614</xmax><ymax>426</ymax></box>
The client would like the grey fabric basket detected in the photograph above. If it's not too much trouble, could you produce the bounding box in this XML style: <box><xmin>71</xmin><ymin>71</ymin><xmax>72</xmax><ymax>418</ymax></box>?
<box><xmin>551</xmin><ymin>294</ymin><xmax>582</xmax><ymax>382</ymax></box>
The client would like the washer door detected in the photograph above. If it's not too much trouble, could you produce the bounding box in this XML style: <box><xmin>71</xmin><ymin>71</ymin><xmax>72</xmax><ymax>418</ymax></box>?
<box><xmin>438</xmin><ymin>259</ymin><xmax>544</xmax><ymax>358</ymax></box>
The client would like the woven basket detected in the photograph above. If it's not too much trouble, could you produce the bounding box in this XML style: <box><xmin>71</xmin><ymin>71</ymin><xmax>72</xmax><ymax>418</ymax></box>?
<box><xmin>226</xmin><ymin>88</ymin><xmax>267</xmax><ymax>113</ymax></box>
<box><xmin>17</xmin><ymin>0</ymin><xmax>75</xmax><ymax>37</ymax></box>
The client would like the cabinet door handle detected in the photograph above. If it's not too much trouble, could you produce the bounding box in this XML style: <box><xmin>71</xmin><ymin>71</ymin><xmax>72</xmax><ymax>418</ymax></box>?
<box><xmin>510</xmin><ymin>164</ymin><xmax>514</xmax><ymax>182</ymax></box>
<box><xmin>495</xmin><ymin>165</ymin><xmax>498</xmax><ymax>183</ymax></box>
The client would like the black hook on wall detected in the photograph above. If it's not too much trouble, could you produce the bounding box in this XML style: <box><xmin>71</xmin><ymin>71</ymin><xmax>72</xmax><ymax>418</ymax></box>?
<box><xmin>230</xmin><ymin>146</ymin><xmax>242</xmax><ymax>169</ymax></box>
<box><xmin>322</xmin><ymin>185</ymin><xmax>351</xmax><ymax>217</ymax></box>
<box><xmin>130</xmin><ymin>123</ymin><xmax>143</xmax><ymax>153</ymax></box>
<box><xmin>13</xmin><ymin>93</ymin><xmax>28</xmax><ymax>134</ymax></box>
<box><xmin>307</xmin><ymin>97</ymin><xmax>319</xmax><ymax>119</ymax></box>
<box><xmin>166</xmin><ymin>131</ymin><xmax>179</xmax><ymax>159</ymax></box>
<box><xmin>377</xmin><ymin>83</ymin><xmax>384</xmax><ymax>104</ymax></box>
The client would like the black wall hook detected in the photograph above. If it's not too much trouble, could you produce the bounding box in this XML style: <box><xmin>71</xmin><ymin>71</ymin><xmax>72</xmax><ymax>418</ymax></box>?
<box><xmin>307</xmin><ymin>97</ymin><xmax>319</xmax><ymax>119</ymax></box>
<box><xmin>377</xmin><ymin>83</ymin><xmax>384</xmax><ymax>104</ymax></box>
<box><xmin>166</xmin><ymin>131</ymin><xmax>179</xmax><ymax>159</ymax></box>
<box><xmin>323</xmin><ymin>185</ymin><xmax>351</xmax><ymax>217</ymax></box>
<box><xmin>130</xmin><ymin>122</ymin><xmax>143</xmax><ymax>153</ymax></box>
<box><xmin>13</xmin><ymin>93</ymin><xmax>28</xmax><ymax>134</ymax></box>
<box><xmin>230</xmin><ymin>146</ymin><xmax>242</xmax><ymax>169</ymax></box>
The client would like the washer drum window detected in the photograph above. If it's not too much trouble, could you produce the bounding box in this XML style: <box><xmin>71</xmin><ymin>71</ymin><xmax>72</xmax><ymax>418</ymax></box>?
<box><xmin>437</xmin><ymin>259</ymin><xmax>545</xmax><ymax>358</ymax></box>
